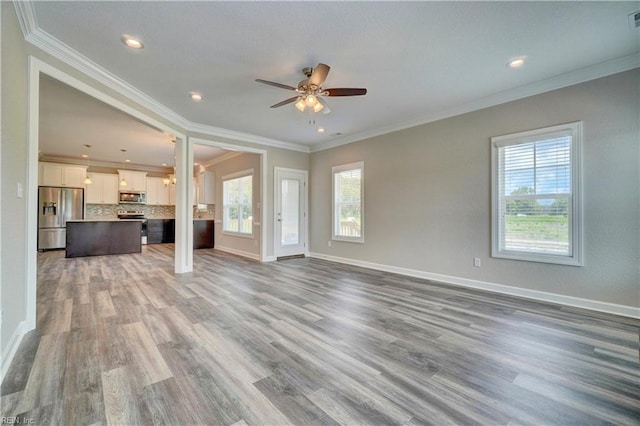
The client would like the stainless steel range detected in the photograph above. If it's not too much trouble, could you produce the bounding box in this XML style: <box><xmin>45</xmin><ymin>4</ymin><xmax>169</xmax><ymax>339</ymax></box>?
<box><xmin>117</xmin><ymin>210</ymin><xmax>147</xmax><ymax>244</ymax></box>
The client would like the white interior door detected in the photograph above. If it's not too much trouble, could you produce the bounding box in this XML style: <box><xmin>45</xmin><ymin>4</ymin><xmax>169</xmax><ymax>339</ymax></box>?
<box><xmin>275</xmin><ymin>168</ymin><xmax>308</xmax><ymax>258</ymax></box>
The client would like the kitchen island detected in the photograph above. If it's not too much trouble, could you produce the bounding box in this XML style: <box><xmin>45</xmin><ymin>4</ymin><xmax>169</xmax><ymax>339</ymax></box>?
<box><xmin>147</xmin><ymin>218</ymin><xmax>214</xmax><ymax>249</ymax></box>
<box><xmin>66</xmin><ymin>219</ymin><xmax>142</xmax><ymax>258</ymax></box>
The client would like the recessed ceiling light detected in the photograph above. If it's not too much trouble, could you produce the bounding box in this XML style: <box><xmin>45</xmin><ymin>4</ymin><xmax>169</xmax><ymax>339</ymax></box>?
<box><xmin>81</xmin><ymin>154</ymin><xmax>88</xmax><ymax>158</ymax></box>
<box><xmin>125</xmin><ymin>159</ymin><xmax>131</xmax><ymax>163</ymax></box>
<box><xmin>317</xmin><ymin>127</ymin><xmax>325</xmax><ymax>133</ymax></box>
<box><xmin>121</xmin><ymin>35</ymin><xmax>144</xmax><ymax>49</ymax></box>
<box><xmin>162</xmin><ymin>163</ymin><xmax>167</xmax><ymax>167</ymax></box>
<box><xmin>507</xmin><ymin>56</ymin><xmax>526</xmax><ymax>68</ymax></box>
<box><xmin>194</xmin><ymin>162</ymin><xmax>199</xmax><ymax>166</ymax></box>
<box><xmin>189</xmin><ymin>92</ymin><xmax>203</xmax><ymax>102</ymax></box>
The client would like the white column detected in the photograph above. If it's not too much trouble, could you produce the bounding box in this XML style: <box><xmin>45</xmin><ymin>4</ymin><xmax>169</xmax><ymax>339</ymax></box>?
<box><xmin>174</xmin><ymin>137</ymin><xmax>193</xmax><ymax>273</ymax></box>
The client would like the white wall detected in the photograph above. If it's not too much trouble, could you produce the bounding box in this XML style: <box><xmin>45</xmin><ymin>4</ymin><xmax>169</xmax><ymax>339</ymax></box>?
<box><xmin>309</xmin><ymin>69</ymin><xmax>640</xmax><ymax>310</ymax></box>
<box><xmin>1</xmin><ymin>1</ymin><xmax>29</xmax><ymax>373</ymax></box>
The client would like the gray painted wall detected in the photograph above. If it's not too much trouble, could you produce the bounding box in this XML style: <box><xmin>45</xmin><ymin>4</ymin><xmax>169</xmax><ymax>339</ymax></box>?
<box><xmin>206</xmin><ymin>152</ymin><xmax>261</xmax><ymax>257</ymax></box>
<box><xmin>310</xmin><ymin>69</ymin><xmax>640</xmax><ymax>308</ymax></box>
<box><xmin>190</xmin><ymin>131</ymin><xmax>310</xmax><ymax>258</ymax></box>
<box><xmin>1</xmin><ymin>2</ymin><xmax>29</xmax><ymax>353</ymax></box>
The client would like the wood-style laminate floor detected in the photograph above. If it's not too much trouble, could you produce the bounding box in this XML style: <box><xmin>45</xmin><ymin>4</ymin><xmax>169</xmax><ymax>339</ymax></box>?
<box><xmin>1</xmin><ymin>245</ymin><xmax>639</xmax><ymax>425</ymax></box>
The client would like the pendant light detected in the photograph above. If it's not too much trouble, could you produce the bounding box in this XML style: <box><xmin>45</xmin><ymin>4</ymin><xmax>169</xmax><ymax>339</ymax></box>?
<box><xmin>83</xmin><ymin>144</ymin><xmax>92</xmax><ymax>185</ymax></box>
<box><xmin>120</xmin><ymin>149</ymin><xmax>128</xmax><ymax>187</ymax></box>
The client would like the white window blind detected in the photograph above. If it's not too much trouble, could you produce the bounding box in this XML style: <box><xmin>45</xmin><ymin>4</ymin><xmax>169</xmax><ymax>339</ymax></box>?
<box><xmin>492</xmin><ymin>122</ymin><xmax>582</xmax><ymax>265</ymax></box>
<box><xmin>332</xmin><ymin>161</ymin><xmax>364</xmax><ymax>242</ymax></box>
<box><xmin>222</xmin><ymin>172</ymin><xmax>253</xmax><ymax>235</ymax></box>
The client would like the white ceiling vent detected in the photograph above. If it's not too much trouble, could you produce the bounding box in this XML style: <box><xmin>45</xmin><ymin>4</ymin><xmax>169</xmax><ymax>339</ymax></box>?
<box><xmin>629</xmin><ymin>11</ymin><xmax>640</xmax><ymax>29</ymax></box>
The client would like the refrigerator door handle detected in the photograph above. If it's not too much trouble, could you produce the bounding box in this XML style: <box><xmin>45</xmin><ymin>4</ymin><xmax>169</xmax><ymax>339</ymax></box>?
<box><xmin>58</xmin><ymin>189</ymin><xmax>65</xmax><ymax>227</ymax></box>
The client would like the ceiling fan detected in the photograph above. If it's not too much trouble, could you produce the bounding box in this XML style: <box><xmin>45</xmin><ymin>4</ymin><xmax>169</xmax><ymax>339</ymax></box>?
<box><xmin>255</xmin><ymin>63</ymin><xmax>367</xmax><ymax>114</ymax></box>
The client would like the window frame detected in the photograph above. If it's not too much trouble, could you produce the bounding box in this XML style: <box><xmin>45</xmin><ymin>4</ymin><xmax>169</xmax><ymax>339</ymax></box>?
<box><xmin>491</xmin><ymin>122</ymin><xmax>583</xmax><ymax>266</ymax></box>
<box><xmin>332</xmin><ymin>161</ymin><xmax>365</xmax><ymax>243</ymax></box>
<box><xmin>222</xmin><ymin>169</ymin><xmax>254</xmax><ymax>238</ymax></box>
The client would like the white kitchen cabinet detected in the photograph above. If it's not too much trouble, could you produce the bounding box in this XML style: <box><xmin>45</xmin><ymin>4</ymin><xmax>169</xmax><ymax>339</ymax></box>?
<box><xmin>85</xmin><ymin>172</ymin><xmax>118</xmax><ymax>204</ymax></box>
<box><xmin>117</xmin><ymin>170</ymin><xmax>147</xmax><ymax>192</ymax></box>
<box><xmin>146</xmin><ymin>177</ymin><xmax>170</xmax><ymax>205</ymax></box>
<box><xmin>196</xmin><ymin>171</ymin><xmax>216</xmax><ymax>205</ymax></box>
<box><xmin>168</xmin><ymin>184</ymin><xmax>176</xmax><ymax>205</ymax></box>
<box><xmin>193</xmin><ymin>178</ymin><xmax>197</xmax><ymax>206</ymax></box>
<box><xmin>39</xmin><ymin>162</ymin><xmax>87</xmax><ymax>188</ymax></box>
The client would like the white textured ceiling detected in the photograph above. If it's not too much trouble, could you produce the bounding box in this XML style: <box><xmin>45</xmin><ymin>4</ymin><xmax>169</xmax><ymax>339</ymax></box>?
<box><xmin>32</xmin><ymin>1</ymin><xmax>639</xmax><ymax>165</ymax></box>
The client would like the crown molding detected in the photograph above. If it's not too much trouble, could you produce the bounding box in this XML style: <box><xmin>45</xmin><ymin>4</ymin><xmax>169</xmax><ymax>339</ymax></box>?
<box><xmin>15</xmin><ymin>1</ymin><xmax>638</xmax><ymax>156</ymax></box>
<box><xmin>187</xmin><ymin>122</ymin><xmax>310</xmax><ymax>153</ymax></box>
<box><xmin>12</xmin><ymin>0</ymin><xmax>38</xmax><ymax>38</ymax></box>
<box><xmin>40</xmin><ymin>156</ymin><xmax>172</xmax><ymax>174</ymax></box>
<box><xmin>14</xmin><ymin>0</ymin><xmax>310</xmax><ymax>154</ymax></box>
<box><xmin>311</xmin><ymin>53</ymin><xmax>640</xmax><ymax>153</ymax></box>
<box><xmin>204</xmin><ymin>151</ymin><xmax>243</xmax><ymax>167</ymax></box>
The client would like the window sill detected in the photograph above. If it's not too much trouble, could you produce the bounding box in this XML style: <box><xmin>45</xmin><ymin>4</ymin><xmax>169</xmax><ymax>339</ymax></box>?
<box><xmin>492</xmin><ymin>250</ymin><xmax>582</xmax><ymax>266</ymax></box>
<box><xmin>222</xmin><ymin>231</ymin><xmax>254</xmax><ymax>239</ymax></box>
<box><xmin>332</xmin><ymin>236</ymin><xmax>365</xmax><ymax>244</ymax></box>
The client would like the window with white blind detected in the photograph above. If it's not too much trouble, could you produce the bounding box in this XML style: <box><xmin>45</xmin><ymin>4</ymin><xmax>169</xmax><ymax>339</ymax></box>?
<box><xmin>332</xmin><ymin>161</ymin><xmax>364</xmax><ymax>243</ymax></box>
<box><xmin>491</xmin><ymin>122</ymin><xmax>582</xmax><ymax>265</ymax></box>
<box><xmin>222</xmin><ymin>170</ymin><xmax>253</xmax><ymax>236</ymax></box>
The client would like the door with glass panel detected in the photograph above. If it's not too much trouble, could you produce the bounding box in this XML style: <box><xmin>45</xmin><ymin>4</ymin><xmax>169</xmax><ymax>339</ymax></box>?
<box><xmin>275</xmin><ymin>168</ymin><xmax>308</xmax><ymax>258</ymax></box>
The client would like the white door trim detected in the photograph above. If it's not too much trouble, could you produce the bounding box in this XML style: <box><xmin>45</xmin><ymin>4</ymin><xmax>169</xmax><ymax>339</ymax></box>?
<box><xmin>274</xmin><ymin>167</ymin><xmax>309</xmax><ymax>258</ymax></box>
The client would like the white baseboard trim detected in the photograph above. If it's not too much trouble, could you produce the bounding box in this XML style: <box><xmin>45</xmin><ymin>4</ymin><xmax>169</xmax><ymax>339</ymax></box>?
<box><xmin>263</xmin><ymin>255</ymin><xmax>277</xmax><ymax>262</ymax></box>
<box><xmin>1</xmin><ymin>320</ymin><xmax>27</xmax><ymax>383</ymax></box>
<box><xmin>308</xmin><ymin>252</ymin><xmax>640</xmax><ymax>319</ymax></box>
<box><xmin>215</xmin><ymin>245</ymin><xmax>262</xmax><ymax>261</ymax></box>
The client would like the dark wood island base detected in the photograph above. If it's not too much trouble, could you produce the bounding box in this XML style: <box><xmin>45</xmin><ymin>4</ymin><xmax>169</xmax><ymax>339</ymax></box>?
<box><xmin>66</xmin><ymin>220</ymin><xmax>142</xmax><ymax>258</ymax></box>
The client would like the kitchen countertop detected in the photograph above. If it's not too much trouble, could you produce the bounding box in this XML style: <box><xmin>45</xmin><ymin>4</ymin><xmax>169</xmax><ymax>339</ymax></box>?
<box><xmin>74</xmin><ymin>217</ymin><xmax>212</xmax><ymax>222</ymax></box>
<box><xmin>68</xmin><ymin>218</ymin><xmax>145</xmax><ymax>222</ymax></box>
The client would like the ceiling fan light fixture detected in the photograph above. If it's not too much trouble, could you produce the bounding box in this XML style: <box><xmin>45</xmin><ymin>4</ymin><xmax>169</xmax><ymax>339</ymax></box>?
<box><xmin>256</xmin><ymin>62</ymin><xmax>367</xmax><ymax>115</ymax></box>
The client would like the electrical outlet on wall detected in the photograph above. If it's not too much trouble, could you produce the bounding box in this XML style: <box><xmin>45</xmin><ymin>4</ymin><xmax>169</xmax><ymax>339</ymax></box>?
<box><xmin>328</xmin><ymin>241</ymin><xmax>332</xmax><ymax>247</ymax></box>
<box><xmin>473</xmin><ymin>257</ymin><xmax>481</xmax><ymax>268</ymax></box>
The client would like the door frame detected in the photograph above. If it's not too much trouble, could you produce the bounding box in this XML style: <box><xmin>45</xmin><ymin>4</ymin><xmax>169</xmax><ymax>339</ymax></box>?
<box><xmin>274</xmin><ymin>167</ymin><xmax>308</xmax><ymax>258</ymax></box>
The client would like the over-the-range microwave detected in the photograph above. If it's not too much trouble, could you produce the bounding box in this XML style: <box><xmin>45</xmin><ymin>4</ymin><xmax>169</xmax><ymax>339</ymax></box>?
<box><xmin>119</xmin><ymin>191</ymin><xmax>146</xmax><ymax>204</ymax></box>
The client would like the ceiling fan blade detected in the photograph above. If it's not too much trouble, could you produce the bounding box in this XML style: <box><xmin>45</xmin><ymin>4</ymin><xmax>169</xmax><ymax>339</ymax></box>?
<box><xmin>255</xmin><ymin>79</ymin><xmax>297</xmax><ymax>91</ymax></box>
<box><xmin>270</xmin><ymin>96</ymin><xmax>299</xmax><ymax>108</ymax></box>
<box><xmin>325</xmin><ymin>88</ymin><xmax>367</xmax><ymax>96</ymax></box>
<box><xmin>309</xmin><ymin>63</ymin><xmax>330</xmax><ymax>87</ymax></box>
<box><xmin>318</xmin><ymin>97</ymin><xmax>331</xmax><ymax>114</ymax></box>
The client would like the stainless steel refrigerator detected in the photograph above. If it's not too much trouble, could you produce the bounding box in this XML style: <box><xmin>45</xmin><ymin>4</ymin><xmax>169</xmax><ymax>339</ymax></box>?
<box><xmin>38</xmin><ymin>186</ymin><xmax>84</xmax><ymax>250</ymax></box>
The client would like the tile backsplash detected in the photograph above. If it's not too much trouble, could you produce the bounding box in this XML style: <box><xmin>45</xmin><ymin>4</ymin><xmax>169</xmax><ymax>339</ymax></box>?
<box><xmin>86</xmin><ymin>204</ymin><xmax>215</xmax><ymax>220</ymax></box>
<box><xmin>86</xmin><ymin>204</ymin><xmax>175</xmax><ymax>219</ymax></box>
